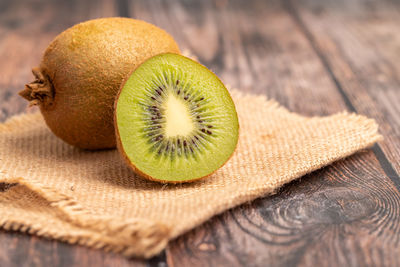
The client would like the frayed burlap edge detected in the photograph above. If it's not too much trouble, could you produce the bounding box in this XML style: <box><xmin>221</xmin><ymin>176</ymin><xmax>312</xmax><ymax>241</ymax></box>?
<box><xmin>0</xmin><ymin>176</ymin><xmax>170</xmax><ymax>258</ymax></box>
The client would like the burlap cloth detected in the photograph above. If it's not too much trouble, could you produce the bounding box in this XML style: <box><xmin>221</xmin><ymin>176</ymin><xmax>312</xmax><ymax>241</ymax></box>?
<box><xmin>0</xmin><ymin>90</ymin><xmax>381</xmax><ymax>258</ymax></box>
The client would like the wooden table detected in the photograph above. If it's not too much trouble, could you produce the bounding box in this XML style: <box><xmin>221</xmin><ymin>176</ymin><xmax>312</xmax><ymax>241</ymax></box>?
<box><xmin>1</xmin><ymin>0</ymin><xmax>400</xmax><ymax>266</ymax></box>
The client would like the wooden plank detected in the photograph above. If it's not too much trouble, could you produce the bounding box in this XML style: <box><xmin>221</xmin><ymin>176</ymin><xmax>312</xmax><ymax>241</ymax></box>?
<box><xmin>168</xmin><ymin>152</ymin><xmax>400</xmax><ymax>267</ymax></box>
<box><xmin>129</xmin><ymin>0</ymin><xmax>349</xmax><ymax>116</ymax></box>
<box><xmin>1</xmin><ymin>0</ymin><xmax>399</xmax><ymax>266</ymax></box>
<box><xmin>161</xmin><ymin>0</ymin><xmax>400</xmax><ymax>266</ymax></box>
<box><xmin>0</xmin><ymin>230</ymin><xmax>145</xmax><ymax>267</ymax></box>
<box><xmin>0</xmin><ymin>0</ymin><xmax>150</xmax><ymax>266</ymax></box>
<box><xmin>290</xmin><ymin>0</ymin><xmax>400</xmax><ymax>176</ymax></box>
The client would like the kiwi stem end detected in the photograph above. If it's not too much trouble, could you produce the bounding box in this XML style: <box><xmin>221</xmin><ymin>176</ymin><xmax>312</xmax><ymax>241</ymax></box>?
<box><xmin>19</xmin><ymin>67</ymin><xmax>54</xmax><ymax>107</ymax></box>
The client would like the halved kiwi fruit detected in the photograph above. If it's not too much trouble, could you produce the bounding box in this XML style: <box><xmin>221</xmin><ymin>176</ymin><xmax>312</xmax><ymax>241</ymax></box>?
<box><xmin>115</xmin><ymin>53</ymin><xmax>239</xmax><ymax>183</ymax></box>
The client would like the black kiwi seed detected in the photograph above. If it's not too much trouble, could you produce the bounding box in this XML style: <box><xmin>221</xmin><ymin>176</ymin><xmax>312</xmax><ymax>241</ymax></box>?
<box><xmin>207</xmin><ymin>125</ymin><xmax>213</xmax><ymax>128</ymax></box>
<box><xmin>177</xmin><ymin>139</ymin><xmax>181</xmax><ymax>145</ymax></box>
<box><xmin>183</xmin><ymin>140</ymin><xmax>187</xmax><ymax>146</ymax></box>
<box><xmin>196</xmin><ymin>115</ymin><xmax>200</xmax><ymax>119</ymax></box>
<box><xmin>151</xmin><ymin>96</ymin><xmax>156</xmax><ymax>100</ymax></box>
<box><xmin>207</xmin><ymin>130</ymin><xmax>212</xmax><ymax>135</ymax></box>
<box><xmin>177</xmin><ymin>89</ymin><xmax>181</xmax><ymax>95</ymax></box>
<box><xmin>201</xmin><ymin>129</ymin><xmax>206</xmax><ymax>133</ymax></box>
<box><xmin>176</xmin><ymin>80</ymin><xmax>179</xmax><ymax>85</ymax></box>
<box><xmin>184</xmin><ymin>96</ymin><xmax>188</xmax><ymax>100</ymax></box>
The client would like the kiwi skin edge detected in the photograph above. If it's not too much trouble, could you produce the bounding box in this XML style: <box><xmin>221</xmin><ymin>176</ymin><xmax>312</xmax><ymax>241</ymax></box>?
<box><xmin>114</xmin><ymin>53</ymin><xmax>240</xmax><ymax>184</ymax></box>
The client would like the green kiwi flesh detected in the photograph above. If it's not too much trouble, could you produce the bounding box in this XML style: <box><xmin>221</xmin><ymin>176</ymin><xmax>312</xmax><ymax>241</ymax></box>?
<box><xmin>115</xmin><ymin>53</ymin><xmax>239</xmax><ymax>182</ymax></box>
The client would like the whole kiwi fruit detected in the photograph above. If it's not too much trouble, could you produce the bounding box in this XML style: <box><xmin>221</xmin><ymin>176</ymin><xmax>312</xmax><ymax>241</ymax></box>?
<box><xmin>19</xmin><ymin>17</ymin><xmax>180</xmax><ymax>149</ymax></box>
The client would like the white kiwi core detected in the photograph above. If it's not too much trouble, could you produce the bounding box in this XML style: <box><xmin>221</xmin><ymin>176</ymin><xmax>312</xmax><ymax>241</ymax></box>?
<box><xmin>164</xmin><ymin>92</ymin><xmax>194</xmax><ymax>137</ymax></box>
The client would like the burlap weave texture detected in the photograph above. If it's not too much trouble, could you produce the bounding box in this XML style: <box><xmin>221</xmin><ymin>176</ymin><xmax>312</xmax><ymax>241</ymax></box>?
<box><xmin>0</xmin><ymin>90</ymin><xmax>381</xmax><ymax>258</ymax></box>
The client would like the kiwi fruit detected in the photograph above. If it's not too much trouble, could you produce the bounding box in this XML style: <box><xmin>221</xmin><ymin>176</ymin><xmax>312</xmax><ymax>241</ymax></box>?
<box><xmin>115</xmin><ymin>53</ymin><xmax>239</xmax><ymax>183</ymax></box>
<box><xmin>19</xmin><ymin>17</ymin><xmax>180</xmax><ymax>150</ymax></box>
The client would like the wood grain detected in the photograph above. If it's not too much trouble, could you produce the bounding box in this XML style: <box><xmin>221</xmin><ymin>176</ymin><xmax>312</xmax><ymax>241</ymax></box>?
<box><xmin>0</xmin><ymin>230</ymin><xmax>146</xmax><ymax>267</ymax></box>
<box><xmin>0</xmin><ymin>0</ymin><xmax>149</xmax><ymax>266</ymax></box>
<box><xmin>163</xmin><ymin>0</ymin><xmax>400</xmax><ymax>266</ymax></box>
<box><xmin>1</xmin><ymin>0</ymin><xmax>400</xmax><ymax>266</ymax></box>
<box><xmin>128</xmin><ymin>0</ymin><xmax>350</xmax><ymax>116</ymax></box>
<box><xmin>168</xmin><ymin>152</ymin><xmax>400</xmax><ymax>267</ymax></box>
<box><xmin>291</xmin><ymin>0</ymin><xmax>400</xmax><ymax>176</ymax></box>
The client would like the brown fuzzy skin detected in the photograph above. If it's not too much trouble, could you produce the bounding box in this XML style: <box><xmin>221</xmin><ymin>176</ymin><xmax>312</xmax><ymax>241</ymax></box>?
<box><xmin>114</xmin><ymin>53</ymin><xmax>239</xmax><ymax>183</ymax></box>
<box><xmin>20</xmin><ymin>17</ymin><xmax>180</xmax><ymax>150</ymax></box>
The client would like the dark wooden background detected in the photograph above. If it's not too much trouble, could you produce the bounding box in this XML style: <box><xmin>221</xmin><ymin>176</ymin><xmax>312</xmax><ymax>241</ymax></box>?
<box><xmin>1</xmin><ymin>0</ymin><xmax>400</xmax><ymax>266</ymax></box>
